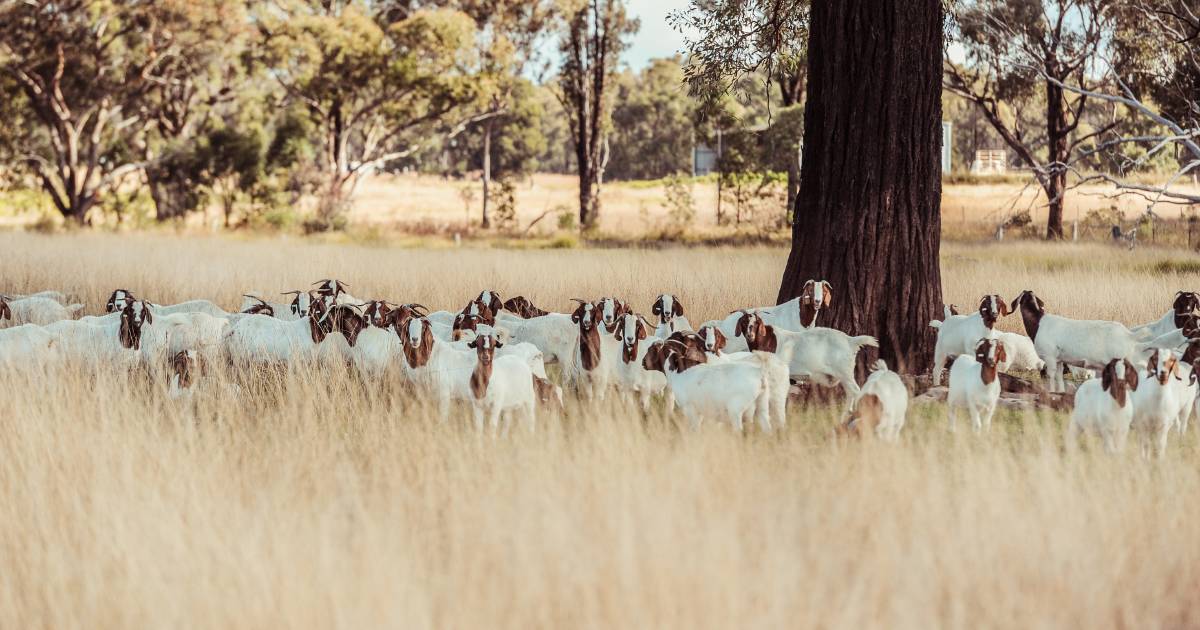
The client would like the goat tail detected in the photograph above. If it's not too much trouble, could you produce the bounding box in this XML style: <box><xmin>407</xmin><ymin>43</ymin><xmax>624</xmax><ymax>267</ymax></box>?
<box><xmin>928</xmin><ymin>320</ymin><xmax>943</xmax><ymax>330</ymax></box>
<box><xmin>851</xmin><ymin>335</ymin><xmax>879</xmax><ymax>350</ymax></box>
<box><xmin>871</xmin><ymin>359</ymin><xmax>888</xmax><ymax>372</ymax></box>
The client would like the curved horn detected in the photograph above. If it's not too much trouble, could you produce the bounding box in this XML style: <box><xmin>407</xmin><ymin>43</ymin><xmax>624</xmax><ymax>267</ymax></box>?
<box><xmin>570</xmin><ymin>298</ymin><xmax>589</xmax><ymax>304</ymax></box>
<box><xmin>313</xmin><ymin>279</ymin><xmax>331</xmax><ymax>286</ymax></box>
<box><xmin>281</xmin><ymin>290</ymin><xmax>302</xmax><ymax>296</ymax></box>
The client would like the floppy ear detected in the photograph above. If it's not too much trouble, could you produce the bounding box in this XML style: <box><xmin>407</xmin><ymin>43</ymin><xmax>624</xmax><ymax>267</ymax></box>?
<box><xmin>1009</xmin><ymin>296</ymin><xmax>1022</xmax><ymax>313</ymax></box>
<box><xmin>637</xmin><ymin>320</ymin><xmax>647</xmax><ymax>339</ymax></box>
<box><xmin>571</xmin><ymin>308</ymin><xmax>582</xmax><ymax>324</ymax></box>
<box><xmin>141</xmin><ymin>301</ymin><xmax>153</xmax><ymax>325</ymax></box>
<box><xmin>1147</xmin><ymin>350</ymin><xmax>1159</xmax><ymax>375</ymax></box>
<box><xmin>651</xmin><ymin>297</ymin><xmax>663</xmax><ymax>316</ymax></box>
<box><xmin>714</xmin><ymin>328</ymin><xmax>727</xmax><ymax>352</ymax></box>
<box><xmin>998</xmin><ymin>295</ymin><xmax>1011</xmax><ymax>316</ymax></box>
<box><xmin>672</xmin><ymin>297</ymin><xmax>683</xmax><ymax>317</ymax></box>
<box><xmin>821</xmin><ymin>281</ymin><xmax>832</xmax><ymax>308</ymax></box>
<box><xmin>760</xmin><ymin>324</ymin><xmax>778</xmax><ymax>353</ymax></box>
<box><xmin>422</xmin><ymin>320</ymin><xmax>434</xmax><ymax>348</ymax></box>
<box><xmin>1035</xmin><ymin>296</ymin><xmax>1045</xmax><ymax>313</ymax></box>
<box><xmin>995</xmin><ymin>341</ymin><xmax>1007</xmax><ymax>364</ymax></box>
<box><xmin>1101</xmin><ymin>362</ymin><xmax>1114</xmax><ymax>392</ymax></box>
<box><xmin>467</xmin><ymin>339</ymin><xmax>478</xmax><ymax>348</ymax></box>
<box><xmin>1124</xmin><ymin>360</ymin><xmax>1139</xmax><ymax>390</ymax></box>
<box><xmin>801</xmin><ymin>280</ymin><xmax>814</xmax><ymax>299</ymax></box>
<box><xmin>1170</xmin><ymin>356</ymin><xmax>1182</xmax><ymax>380</ymax></box>
<box><xmin>734</xmin><ymin>314</ymin><xmax>747</xmax><ymax>338</ymax></box>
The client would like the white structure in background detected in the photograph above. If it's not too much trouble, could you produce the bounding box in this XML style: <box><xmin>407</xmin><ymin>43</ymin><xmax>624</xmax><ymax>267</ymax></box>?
<box><xmin>942</xmin><ymin>121</ymin><xmax>952</xmax><ymax>173</ymax></box>
<box><xmin>972</xmin><ymin>149</ymin><xmax>1007</xmax><ymax>174</ymax></box>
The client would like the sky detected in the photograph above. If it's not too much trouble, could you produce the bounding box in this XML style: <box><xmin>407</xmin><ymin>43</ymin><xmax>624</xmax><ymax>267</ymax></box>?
<box><xmin>625</xmin><ymin>0</ymin><xmax>693</xmax><ymax>70</ymax></box>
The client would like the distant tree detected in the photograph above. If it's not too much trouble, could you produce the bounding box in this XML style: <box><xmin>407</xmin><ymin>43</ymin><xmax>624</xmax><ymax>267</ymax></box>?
<box><xmin>607</xmin><ymin>58</ymin><xmax>696</xmax><ymax>181</ymax></box>
<box><xmin>443</xmin><ymin>79</ymin><xmax>549</xmax><ymax>181</ymax></box>
<box><xmin>0</xmin><ymin>0</ymin><xmax>241</xmax><ymax>223</ymax></box>
<box><xmin>944</xmin><ymin>0</ymin><xmax>1113</xmax><ymax>239</ymax></box>
<box><xmin>777</xmin><ymin>0</ymin><xmax>944</xmax><ymax>373</ymax></box>
<box><xmin>259</xmin><ymin>1</ymin><xmax>480</xmax><ymax>223</ymax></box>
<box><xmin>674</xmin><ymin>0</ymin><xmax>809</xmax><ymax>213</ymax></box>
<box><xmin>446</xmin><ymin>0</ymin><xmax>555</xmax><ymax>228</ymax></box>
<box><xmin>556</xmin><ymin>0</ymin><xmax>639</xmax><ymax>230</ymax></box>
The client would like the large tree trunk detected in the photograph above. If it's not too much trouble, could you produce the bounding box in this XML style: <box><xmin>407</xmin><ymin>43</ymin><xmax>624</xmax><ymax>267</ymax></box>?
<box><xmin>777</xmin><ymin>0</ymin><xmax>944</xmax><ymax>374</ymax></box>
<box><xmin>1045</xmin><ymin>79</ymin><xmax>1068</xmax><ymax>239</ymax></box>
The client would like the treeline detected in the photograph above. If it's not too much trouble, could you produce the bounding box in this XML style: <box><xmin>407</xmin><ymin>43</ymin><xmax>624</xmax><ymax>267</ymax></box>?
<box><xmin>0</xmin><ymin>0</ymin><xmax>1195</xmax><ymax>237</ymax></box>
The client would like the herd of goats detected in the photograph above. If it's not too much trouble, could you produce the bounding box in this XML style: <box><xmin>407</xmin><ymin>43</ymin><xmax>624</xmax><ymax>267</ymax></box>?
<box><xmin>2</xmin><ymin>278</ymin><xmax>1200</xmax><ymax>455</ymax></box>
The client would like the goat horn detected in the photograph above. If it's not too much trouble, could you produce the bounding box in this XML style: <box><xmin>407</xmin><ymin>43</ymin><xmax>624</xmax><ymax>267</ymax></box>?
<box><xmin>281</xmin><ymin>290</ymin><xmax>301</xmax><ymax>296</ymax></box>
<box><xmin>570</xmin><ymin>298</ymin><xmax>588</xmax><ymax>304</ymax></box>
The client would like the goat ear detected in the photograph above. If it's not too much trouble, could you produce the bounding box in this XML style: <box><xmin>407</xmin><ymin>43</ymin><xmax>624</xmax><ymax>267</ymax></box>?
<box><xmin>673</xmin><ymin>297</ymin><xmax>684</xmax><ymax>317</ymax></box>
<box><xmin>996</xmin><ymin>341</ymin><xmax>1007</xmax><ymax>363</ymax></box>
<box><xmin>1035</xmin><ymin>296</ymin><xmax>1045</xmax><ymax>312</ymax></box>
<box><xmin>734</xmin><ymin>314</ymin><xmax>746</xmax><ymax>337</ymax></box>
<box><xmin>821</xmin><ymin>281</ymin><xmax>832</xmax><ymax>308</ymax></box>
<box><xmin>1124</xmin><ymin>360</ymin><xmax>1139</xmax><ymax>390</ymax></box>
<box><xmin>761</xmin><ymin>325</ymin><xmax>778</xmax><ymax>352</ymax></box>
<box><xmin>651</xmin><ymin>297</ymin><xmax>662</xmax><ymax>316</ymax></box>
<box><xmin>1147</xmin><ymin>350</ymin><xmax>1158</xmax><ymax>375</ymax></box>
<box><xmin>467</xmin><ymin>339</ymin><xmax>478</xmax><ymax>348</ymax></box>
<box><xmin>1101</xmin><ymin>362</ymin><xmax>1114</xmax><ymax>392</ymax></box>
<box><xmin>637</xmin><ymin>321</ymin><xmax>647</xmax><ymax>339</ymax></box>
<box><xmin>998</xmin><ymin>296</ymin><xmax>1011</xmax><ymax>316</ymax></box>
<box><xmin>142</xmin><ymin>302</ymin><xmax>153</xmax><ymax>324</ymax></box>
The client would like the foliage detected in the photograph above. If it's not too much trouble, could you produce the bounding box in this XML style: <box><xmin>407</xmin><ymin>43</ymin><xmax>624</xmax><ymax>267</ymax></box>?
<box><xmin>488</xmin><ymin>179</ymin><xmax>518</xmax><ymax>231</ymax></box>
<box><xmin>607</xmin><ymin>59</ymin><xmax>697</xmax><ymax>181</ymax></box>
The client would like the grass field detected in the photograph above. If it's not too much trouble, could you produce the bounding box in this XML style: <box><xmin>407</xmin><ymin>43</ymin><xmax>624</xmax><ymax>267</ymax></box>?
<box><xmin>3</xmin><ymin>232</ymin><xmax>1200</xmax><ymax>628</ymax></box>
<box><xmin>6</xmin><ymin>173</ymin><xmax>1199</xmax><ymax>241</ymax></box>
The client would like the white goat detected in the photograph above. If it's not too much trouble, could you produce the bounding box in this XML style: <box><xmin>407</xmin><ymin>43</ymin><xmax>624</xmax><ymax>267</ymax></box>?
<box><xmin>839</xmin><ymin>360</ymin><xmax>909</xmax><ymax>441</ymax></box>
<box><xmin>1131</xmin><ymin>291</ymin><xmax>1199</xmax><ymax>341</ymax></box>
<box><xmin>946</xmin><ymin>338</ymin><xmax>1006</xmax><ymax>433</ymax></box>
<box><xmin>612</xmin><ymin>313</ymin><xmax>670</xmax><ymax>411</ymax></box>
<box><xmin>568</xmin><ymin>300</ymin><xmax>622</xmax><ymax>399</ymax></box>
<box><xmin>695</xmin><ymin>325</ymin><xmax>789</xmax><ymax>428</ymax></box>
<box><xmin>929</xmin><ymin>294</ymin><xmax>1010</xmax><ymax>385</ymax></box>
<box><xmin>642</xmin><ymin>340</ymin><xmax>773</xmax><ymax>431</ymax></box>
<box><xmin>994</xmin><ymin>331</ymin><xmax>1044</xmax><ymax>373</ymax></box>
<box><xmin>1012</xmin><ymin>290</ymin><xmax>1145</xmax><ymax>393</ymax></box>
<box><xmin>731</xmin><ymin>311</ymin><xmax>875</xmax><ymax>405</ymax></box>
<box><xmin>1131</xmin><ymin>349</ymin><xmax>1185</xmax><ymax>458</ymax></box>
<box><xmin>222</xmin><ymin>306</ymin><xmax>333</xmax><ymax>365</ymax></box>
<box><xmin>0</xmin><ymin>295</ymin><xmax>84</xmax><ymax>328</ymax></box>
<box><xmin>1067</xmin><ymin>358</ymin><xmax>1139</xmax><ymax>453</ymax></box>
<box><xmin>0</xmin><ymin>324</ymin><xmax>58</xmax><ymax>368</ymax></box>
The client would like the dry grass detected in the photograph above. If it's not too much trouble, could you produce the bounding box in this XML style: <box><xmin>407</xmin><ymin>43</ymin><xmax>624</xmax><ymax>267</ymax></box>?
<box><xmin>3</xmin><ymin>231</ymin><xmax>1200</xmax><ymax>629</ymax></box>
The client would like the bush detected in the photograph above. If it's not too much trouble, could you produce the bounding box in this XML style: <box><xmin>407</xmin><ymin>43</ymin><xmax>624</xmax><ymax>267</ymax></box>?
<box><xmin>556</xmin><ymin>209</ymin><xmax>577</xmax><ymax>232</ymax></box>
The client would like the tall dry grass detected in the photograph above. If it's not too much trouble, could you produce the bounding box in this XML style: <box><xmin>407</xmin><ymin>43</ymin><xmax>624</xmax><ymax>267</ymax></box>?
<box><xmin>3</xmin><ymin>231</ymin><xmax>1200</xmax><ymax>629</ymax></box>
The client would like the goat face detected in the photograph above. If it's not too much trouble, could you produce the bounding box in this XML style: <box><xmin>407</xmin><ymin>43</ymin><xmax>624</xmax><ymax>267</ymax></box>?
<box><xmin>453</xmin><ymin>313</ymin><xmax>485</xmax><ymax>341</ymax></box>
<box><xmin>313</xmin><ymin>279</ymin><xmax>348</xmax><ymax>299</ymax></box>
<box><xmin>1174</xmin><ymin>291</ymin><xmax>1200</xmax><ymax>317</ymax></box>
<box><xmin>667</xmin><ymin>331</ymin><xmax>706</xmax><ymax>356</ymax></box>
<box><xmin>973</xmin><ymin>338</ymin><xmax>1006</xmax><ymax>368</ymax></box>
<box><xmin>283</xmin><ymin>291</ymin><xmax>314</xmax><ymax>316</ymax></box>
<box><xmin>1011</xmin><ymin>290</ymin><xmax>1046</xmax><ymax>339</ymax></box>
<box><xmin>118</xmin><ymin>300</ymin><xmax>153</xmax><ymax>350</ymax></box>
<box><xmin>799</xmin><ymin>280</ymin><xmax>833</xmax><ymax>327</ymax></box>
<box><xmin>596</xmin><ymin>297</ymin><xmax>629</xmax><ymax>330</ymax></box>
<box><xmin>462</xmin><ymin>300</ymin><xmax>496</xmax><ymax>326</ymax></box>
<box><xmin>1101</xmin><ymin>358</ymin><xmax>1139</xmax><ymax>407</ymax></box>
<box><xmin>467</xmin><ymin>332</ymin><xmax>501</xmax><ymax>398</ymax></box>
<box><xmin>977</xmin><ymin>294</ymin><xmax>1011</xmax><ymax>329</ymax></box>
<box><xmin>1146</xmin><ymin>349</ymin><xmax>1182</xmax><ymax>386</ymax></box>
<box><xmin>475</xmin><ymin>290</ymin><xmax>503</xmax><ymax>315</ymax></box>
<box><xmin>571</xmin><ymin>300</ymin><xmax>599</xmax><ymax>331</ymax></box>
<box><xmin>361</xmin><ymin>301</ymin><xmax>393</xmax><ymax>328</ymax></box>
<box><xmin>615</xmin><ymin>313</ymin><xmax>648</xmax><ymax>363</ymax></box>
<box><xmin>651</xmin><ymin>294</ymin><xmax>684</xmax><ymax>324</ymax></box>
<box><xmin>106</xmin><ymin>289</ymin><xmax>136</xmax><ymax>313</ymax></box>
<box><xmin>400</xmin><ymin>317</ymin><xmax>435</xmax><ymax>368</ymax></box>
<box><xmin>697</xmin><ymin>325</ymin><xmax>726</xmax><ymax>354</ymax></box>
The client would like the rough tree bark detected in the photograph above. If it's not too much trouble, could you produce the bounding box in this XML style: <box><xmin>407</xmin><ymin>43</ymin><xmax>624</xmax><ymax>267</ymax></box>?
<box><xmin>1045</xmin><ymin>78</ymin><xmax>1068</xmax><ymax>239</ymax></box>
<box><xmin>776</xmin><ymin>0</ymin><xmax>944</xmax><ymax>374</ymax></box>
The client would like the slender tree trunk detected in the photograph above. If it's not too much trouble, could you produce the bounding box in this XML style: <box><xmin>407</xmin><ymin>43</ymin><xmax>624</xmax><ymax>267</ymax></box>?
<box><xmin>777</xmin><ymin>0</ymin><xmax>944</xmax><ymax>374</ymax></box>
<box><xmin>1045</xmin><ymin>79</ymin><xmax>1067</xmax><ymax>239</ymax></box>
<box><xmin>481</xmin><ymin>119</ymin><xmax>493</xmax><ymax>229</ymax></box>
